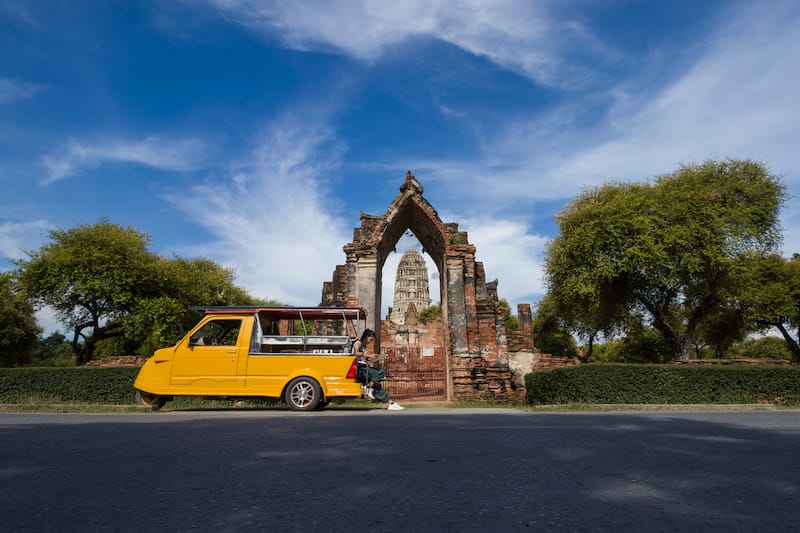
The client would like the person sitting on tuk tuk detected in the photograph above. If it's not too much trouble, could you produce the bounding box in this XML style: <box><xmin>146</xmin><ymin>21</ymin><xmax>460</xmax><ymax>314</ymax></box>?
<box><xmin>352</xmin><ymin>329</ymin><xmax>404</xmax><ymax>411</ymax></box>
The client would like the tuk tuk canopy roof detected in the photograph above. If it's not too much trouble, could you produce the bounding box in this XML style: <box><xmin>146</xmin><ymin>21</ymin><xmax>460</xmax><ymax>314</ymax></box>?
<box><xmin>189</xmin><ymin>306</ymin><xmax>367</xmax><ymax>321</ymax></box>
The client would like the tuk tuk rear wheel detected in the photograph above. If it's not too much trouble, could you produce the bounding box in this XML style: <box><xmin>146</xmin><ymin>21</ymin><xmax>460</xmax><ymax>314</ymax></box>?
<box><xmin>285</xmin><ymin>377</ymin><xmax>322</xmax><ymax>411</ymax></box>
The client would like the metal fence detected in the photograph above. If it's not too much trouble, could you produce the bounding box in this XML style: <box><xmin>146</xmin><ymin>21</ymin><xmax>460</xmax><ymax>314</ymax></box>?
<box><xmin>381</xmin><ymin>346</ymin><xmax>446</xmax><ymax>401</ymax></box>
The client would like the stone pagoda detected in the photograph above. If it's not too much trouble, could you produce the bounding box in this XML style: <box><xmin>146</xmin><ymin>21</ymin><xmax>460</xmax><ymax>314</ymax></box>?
<box><xmin>389</xmin><ymin>248</ymin><xmax>431</xmax><ymax>325</ymax></box>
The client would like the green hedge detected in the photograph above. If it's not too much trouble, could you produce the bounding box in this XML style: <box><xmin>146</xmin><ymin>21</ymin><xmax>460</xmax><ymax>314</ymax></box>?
<box><xmin>0</xmin><ymin>367</ymin><xmax>141</xmax><ymax>404</ymax></box>
<box><xmin>6</xmin><ymin>364</ymin><xmax>800</xmax><ymax>407</ymax></box>
<box><xmin>526</xmin><ymin>364</ymin><xmax>800</xmax><ymax>405</ymax></box>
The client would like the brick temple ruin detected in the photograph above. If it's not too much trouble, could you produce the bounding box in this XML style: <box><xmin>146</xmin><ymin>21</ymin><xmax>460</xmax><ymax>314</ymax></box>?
<box><xmin>320</xmin><ymin>171</ymin><xmax>534</xmax><ymax>402</ymax></box>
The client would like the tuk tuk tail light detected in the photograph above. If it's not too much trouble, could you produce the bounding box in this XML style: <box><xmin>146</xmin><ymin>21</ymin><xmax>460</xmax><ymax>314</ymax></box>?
<box><xmin>346</xmin><ymin>358</ymin><xmax>358</xmax><ymax>380</ymax></box>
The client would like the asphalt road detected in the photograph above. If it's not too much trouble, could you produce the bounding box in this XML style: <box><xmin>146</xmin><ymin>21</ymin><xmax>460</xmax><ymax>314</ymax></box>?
<box><xmin>1</xmin><ymin>407</ymin><xmax>798</xmax><ymax>532</ymax></box>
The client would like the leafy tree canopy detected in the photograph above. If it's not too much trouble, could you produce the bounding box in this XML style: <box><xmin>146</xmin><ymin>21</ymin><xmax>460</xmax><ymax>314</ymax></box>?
<box><xmin>498</xmin><ymin>299</ymin><xmax>520</xmax><ymax>332</ymax></box>
<box><xmin>737</xmin><ymin>252</ymin><xmax>800</xmax><ymax>361</ymax></box>
<box><xmin>532</xmin><ymin>294</ymin><xmax>578</xmax><ymax>357</ymax></box>
<box><xmin>0</xmin><ymin>272</ymin><xmax>41</xmax><ymax>366</ymax></box>
<box><xmin>31</xmin><ymin>332</ymin><xmax>74</xmax><ymax>366</ymax></box>
<box><xmin>730</xmin><ymin>335</ymin><xmax>792</xmax><ymax>361</ymax></box>
<box><xmin>15</xmin><ymin>219</ymin><xmax>159</xmax><ymax>364</ymax></box>
<box><xmin>15</xmin><ymin>219</ymin><xmax>263</xmax><ymax>364</ymax></box>
<box><xmin>545</xmin><ymin>159</ymin><xmax>786</xmax><ymax>361</ymax></box>
<box><xmin>124</xmin><ymin>256</ymin><xmax>265</xmax><ymax>355</ymax></box>
<box><xmin>417</xmin><ymin>304</ymin><xmax>442</xmax><ymax>323</ymax></box>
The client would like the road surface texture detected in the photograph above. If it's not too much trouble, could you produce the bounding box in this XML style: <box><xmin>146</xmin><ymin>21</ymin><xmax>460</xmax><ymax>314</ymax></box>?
<box><xmin>1</xmin><ymin>408</ymin><xmax>798</xmax><ymax>532</ymax></box>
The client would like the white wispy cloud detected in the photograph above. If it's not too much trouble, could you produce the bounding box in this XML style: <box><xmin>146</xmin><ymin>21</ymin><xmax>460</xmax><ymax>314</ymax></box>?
<box><xmin>0</xmin><ymin>78</ymin><xmax>44</xmax><ymax>104</ymax></box>
<box><xmin>0</xmin><ymin>219</ymin><xmax>53</xmax><ymax>264</ymax></box>
<box><xmin>40</xmin><ymin>135</ymin><xmax>209</xmax><ymax>185</ymax></box>
<box><xmin>457</xmin><ymin>216</ymin><xmax>550</xmax><ymax>308</ymax></box>
<box><xmin>195</xmin><ymin>0</ymin><xmax>800</xmax><ymax>311</ymax></box>
<box><xmin>226</xmin><ymin>0</ymin><xmax>799</xmax><ymax>198</ymax></box>
<box><xmin>553</xmin><ymin>3</ymin><xmax>800</xmax><ymax>187</ymax></box>
<box><xmin>207</xmin><ymin>0</ymin><xmax>609</xmax><ymax>88</ymax></box>
<box><xmin>364</xmin><ymin>1</ymin><xmax>800</xmax><ymax>297</ymax></box>
<box><xmin>168</xmin><ymin>109</ymin><xmax>351</xmax><ymax>305</ymax></box>
<box><xmin>408</xmin><ymin>2</ymin><xmax>800</xmax><ymax>246</ymax></box>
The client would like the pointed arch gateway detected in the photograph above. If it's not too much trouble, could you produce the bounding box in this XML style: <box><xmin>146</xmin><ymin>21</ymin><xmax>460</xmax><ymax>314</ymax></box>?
<box><xmin>320</xmin><ymin>171</ymin><xmax>526</xmax><ymax>402</ymax></box>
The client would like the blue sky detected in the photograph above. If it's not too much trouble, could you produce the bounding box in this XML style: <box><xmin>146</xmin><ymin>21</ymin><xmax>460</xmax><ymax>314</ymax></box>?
<box><xmin>2</xmin><ymin>1</ymin><xmax>799</xmax><ymax>334</ymax></box>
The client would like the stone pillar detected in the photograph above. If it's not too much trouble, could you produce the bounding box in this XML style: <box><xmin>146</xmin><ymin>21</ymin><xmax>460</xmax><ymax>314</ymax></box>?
<box><xmin>354</xmin><ymin>254</ymin><xmax>379</xmax><ymax>333</ymax></box>
<box><xmin>517</xmin><ymin>304</ymin><xmax>532</xmax><ymax>339</ymax></box>
<box><xmin>446</xmin><ymin>257</ymin><xmax>468</xmax><ymax>355</ymax></box>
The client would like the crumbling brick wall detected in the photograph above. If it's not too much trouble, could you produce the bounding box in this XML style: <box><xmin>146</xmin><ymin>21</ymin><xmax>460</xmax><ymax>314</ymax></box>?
<box><xmin>320</xmin><ymin>171</ymin><xmax>529</xmax><ymax>403</ymax></box>
<box><xmin>85</xmin><ymin>355</ymin><xmax>147</xmax><ymax>367</ymax></box>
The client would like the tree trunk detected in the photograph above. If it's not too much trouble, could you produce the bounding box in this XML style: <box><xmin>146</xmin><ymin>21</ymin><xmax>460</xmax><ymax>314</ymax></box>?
<box><xmin>647</xmin><ymin>309</ymin><xmax>686</xmax><ymax>361</ymax></box>
<box><xmin>678</xmin><ymin>337</ymin><xmax>694</xmax><ymax>362</ymax></box>
<box><xmin>71</xmin><ymin>328</ymin><xmax>83</xmax><ymax>365</ymax></box>
<box><xmin>579</xmin><ymin>333</ymin><xmax>595</xmax><ymax>363</ymax></box>
<box><xmin>71</xmin><ymin>322</ymin><xmax>95</xmax><ymax>366</ymax></box>
<box><xmin>775</xmin><ymin>323</ymin><xmax>800</xmax><ymax>363</ymax></box>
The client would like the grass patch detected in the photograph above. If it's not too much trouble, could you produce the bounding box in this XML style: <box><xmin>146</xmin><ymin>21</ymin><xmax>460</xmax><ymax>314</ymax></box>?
<box><xmin>522</xmin><ymin>403</ymin><xmax>782</xmax><ymax>413</ymax></box>
<box><xmin>159</xmin><ymin>396</ymin><xmax>284</xmax><ymax>411</ymax></box>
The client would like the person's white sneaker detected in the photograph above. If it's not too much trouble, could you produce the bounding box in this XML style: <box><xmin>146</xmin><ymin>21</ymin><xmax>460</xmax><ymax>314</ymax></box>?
<box><xmin>366</xmin><ymin>387</ymin><xmax>375</xmax><ymax>400</ymax></box>
<box><xmin>387</xmin><ymin>402</ymin><xmax>404</xmax><ymax>410</ymax></box>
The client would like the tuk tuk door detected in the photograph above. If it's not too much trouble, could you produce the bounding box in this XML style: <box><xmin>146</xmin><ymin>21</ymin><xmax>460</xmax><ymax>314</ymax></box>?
<box><xmin>171</xmin><ymin>317</ymin><xmax>247</xmax><ymax>388</ymax></box>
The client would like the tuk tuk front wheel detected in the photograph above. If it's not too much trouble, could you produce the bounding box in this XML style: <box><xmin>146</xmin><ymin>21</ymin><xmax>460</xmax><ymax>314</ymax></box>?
<box><xmin>135</xmin><ymin>390</ymin><xmax>166</xmax><ymax>411</ymax></box>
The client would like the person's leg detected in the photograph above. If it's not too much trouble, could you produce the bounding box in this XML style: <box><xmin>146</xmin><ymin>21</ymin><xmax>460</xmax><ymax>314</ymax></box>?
<box><xmin>367</xmin><ymin>370</ymin><xmax>403</xmax><ymax>408</ymax></box>
<box><xmin>371</xmin><ymin>384</ymin><xmax>390</xmax><ymax>403</ymax></box>
<box><xmin>367</xmin><ymin>366</ymin><xmax>385</xmax><ymax>386</ymax></box>
<box><xmin>361</xmin><ymin>366</ymin><xmax>380</xmax><ymax>399</ymax></box>
<box><xmin>365</xmin><ymin>366</ymin><xmax>402</xmax><ymax>408</ymax></box>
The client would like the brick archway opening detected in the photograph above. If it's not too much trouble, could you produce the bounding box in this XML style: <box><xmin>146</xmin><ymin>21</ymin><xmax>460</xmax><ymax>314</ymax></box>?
<box><xmin>320</xmin><ymin>171</ymin><xmax>527</xmax><ymax>403</ymax></box>
<box><xmin>376</xmin><ymin>235</ymin><xmax>448</xmax><ymax>401</ymax></box>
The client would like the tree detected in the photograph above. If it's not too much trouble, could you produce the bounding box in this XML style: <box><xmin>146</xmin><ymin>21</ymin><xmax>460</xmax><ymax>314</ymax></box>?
<box><xmin>498</xmin><ymin>299</ymin><xmax>520</xmax><ymax>332</ymax></box>
<box><xmin>693</xmin><ymin>305</ymin><xmax>747</xmax><ymax>358</ymax></box>
<box><xmin>125</xmin><ymin>256</ymin><xmax>263</xmax><ymax>355</ymax></box>
<box><xmin>737</xmin><ymin>253</ymin><xmax>800</xmax><ymax>362</ymax></box>
<box><xmin>32</xmin><ymin>332</ymin><xmax>74</xmax><ymax>366</ymax></box>
<box><xmin>0</xmin><ymin>272</ymin><xmax>41</xmax><ymax>366</ymax></box>
<box><xmin>532</xmin><ymin>294</ymin><xmax>579</xmax><ymax>357</ymax></box>
<box><xmin>730</xmin><ymin>335</ymin><xmax>792</xmax><ymax>361</ymax></box>
<box><xmin>594</xmin><ymin>324</ymin><xmax>674</xmax><ymax>364</ymax></box>
<box><xmin>417</xmin><ymin>304</ymin><xmax>442</xmax><ymax>323</ymax></box>
<box><xmin>15</xmin><ymin>220</ymin><xmax>162</xmax><ymax>365</ymax></box>
<box><xmin>16</xmin><ymin>220</ymin><xmax>267</xmax><ymax>364</ymax></box>
<box><xmin>545</xmin><ymin>159</ymin><xmax>785</xmax><ymax>361</ymax></box>
<box><xmin>537</xmin><ymin>277</ymin><xmax>630</xmax><ymax>362</ymax></box>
